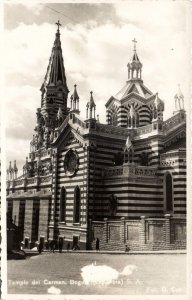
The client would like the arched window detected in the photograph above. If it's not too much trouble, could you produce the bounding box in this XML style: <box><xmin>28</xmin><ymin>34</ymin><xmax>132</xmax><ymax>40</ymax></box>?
<box><xmin>129</xmin><ymin>149</ymin><xmax>133</xmax><ymax>163</ymax></box>
<box><xmin>136</xmin><ymin>113</ymin><xmax>139</xmax><ymax>127</ymax></box>
<box><xmin>74</xmin><ymin>186</ymin><xmax>81</xmax><ymax>223</ymax></box>
<box><xmin>114</xmin><ymin>152</ymin><xmax>124</xmax><ymax>166</ymax></box>
<box><xmin>60</xmin><ymin>187</ymin><xmax>66</xmax><ymax>222</ymax></box>
<box><xmin>124</xmin><ymin>149</ymin><xmax>128</xmax><ymax>163</ymax></box>
<box><xmin>111</xmin><ymin>112</ymin><xmax>118</xmax><ymax>126</ymax></box>
<box><xmin>127</xmin><ymin>116</ymin><xmax>131</xmax><ymax>128</ymax></box>
<box><xmin>165</xmin><ymin>173</ymin><xmax>173</xmax><ymax>211</ymax></box>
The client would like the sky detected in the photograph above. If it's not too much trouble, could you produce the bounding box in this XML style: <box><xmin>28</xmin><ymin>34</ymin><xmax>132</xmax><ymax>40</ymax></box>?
<box><xmin>3</xmin><ymin>1</ymin><xmax>191</xmax><ymax>173</ymax></box>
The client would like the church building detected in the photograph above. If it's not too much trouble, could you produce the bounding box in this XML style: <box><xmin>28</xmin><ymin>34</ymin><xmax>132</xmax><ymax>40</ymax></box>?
<box><xmin>6</xmin><ymin>22</ymin><xmax>186</xmax><ymax>251</ymax></box>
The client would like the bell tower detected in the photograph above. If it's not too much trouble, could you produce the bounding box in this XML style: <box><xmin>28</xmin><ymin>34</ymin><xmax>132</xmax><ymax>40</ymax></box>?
<box><xmin>40</xmin><ymin>20</ymin><xmax>69</xmax><ymax>129</ymax></box>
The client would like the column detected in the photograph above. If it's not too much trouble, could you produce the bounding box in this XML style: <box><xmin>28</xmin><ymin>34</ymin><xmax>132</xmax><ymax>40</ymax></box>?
<box><xmin>103</xmin><ymin>218</ymin><xmax>108</xmax><ymax>243</ymax></box>
<box><xmin>164</xmin><ymin>214</ymin><xmax>171</xmax><ymax>247</ymax></box>
<box><xmin>140</xmin><ymin>216</ymin><xmax>146</xmax><ymax>245</ymax></box>
<box><xmin>120</xmin><ymin>217</ymin><xmax>126</xmax><ymax>245</ymax></box>
<box><xmin>24</xmin><ymin>199</ymin><xmax>33</xmax><ymax>244</ymax></box>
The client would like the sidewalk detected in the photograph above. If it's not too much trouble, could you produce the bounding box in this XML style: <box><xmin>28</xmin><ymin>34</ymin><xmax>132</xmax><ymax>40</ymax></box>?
<box><xmin>24</xmin><ymin>249</ymin><xmax>186</xmax><ymax>256</ymax></box>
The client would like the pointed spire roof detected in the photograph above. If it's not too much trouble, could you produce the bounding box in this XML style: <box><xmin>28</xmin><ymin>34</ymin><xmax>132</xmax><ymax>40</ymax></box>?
<box><xmin>8</xmin><ymin>161</ymin><xmax>13</xmax><ymax>172</ymax></box>
<box><xmin>130</xmin><ymin>38</ymin><xmax>140</xmax><ymax>63</ymax></box>
<box><xmin>175</xmin><ymin>84</ymin><xmax>184</xmax><ymax>100</ymax></box>
<box><xmin>89</xmin><ymin>91</ymin><xmax>96</xmax><ymax>108</ymax></box>
<box><xmin>71</xmin><ymin>84</ymin><xmax>79</xmax><ymax>101</ymax></box>
<box><xmin>174</xmin><ymin>84</ymin><xmax>184</xmax><ymax>111</ymax></box>
<box><xmin>13</xmin><ymin>160</ymin><xmax>18</xmax><ymax>172</ymax></box>
<box><xmin>41</xmin><ymin>21</ymin><xmax>69</xmax><ymax>91</ymax></box>
<box><xmin>127</xmin><ymin>38</ymin><xmax>142</xmax><ymax>81</ymax></box>
<box><xmin>154</xmin><ymin>93</ymin><xmax>160</xmax><ymax>108</ymax></box>
<box><xmin>128</xmin><ymin>38</ymin><xmax>142</xmax><ymax>67</ymax></box>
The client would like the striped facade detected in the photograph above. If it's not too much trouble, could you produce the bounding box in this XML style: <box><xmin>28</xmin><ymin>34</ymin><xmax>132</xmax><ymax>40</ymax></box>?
<box><xmin>6</xmin><ymin>26</ymin><xmax>186</xmax><ymax>251</ymax></box>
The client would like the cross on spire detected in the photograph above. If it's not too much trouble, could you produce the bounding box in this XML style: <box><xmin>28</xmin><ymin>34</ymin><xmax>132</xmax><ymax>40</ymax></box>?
<box><xmin>132</xmin><ymin>38</ymin><xmax>137</xmax><ymax>51</ymax></box>
<box><xmin>56</xmin><ymin>20</ymin><xmax>62</xmax><ymax>32</ymax></box>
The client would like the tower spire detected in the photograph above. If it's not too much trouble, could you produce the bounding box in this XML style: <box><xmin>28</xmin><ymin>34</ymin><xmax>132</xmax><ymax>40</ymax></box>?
<box><xmin>86</xmin><ymin>91</ymin><xmax>96</xmax><ymax>119</ymax></box>
<box><xmin>174</xmin><ymin>84</ymin><xmax>184</xmax><ymax>111</ymax></box>
<box><xmin>127</xmin><ymin>38</ymin><xmax>142</xmax><ymax>80</ymax></box>
<box><xmin>40</xmin><ymin>21</ymin><xmax>69</xmax><ymax>130</ymax></box>
<box><xmin>70</xmin><ymin>84</ymin><xmax>80</xmax><ymax>113</ymax></box>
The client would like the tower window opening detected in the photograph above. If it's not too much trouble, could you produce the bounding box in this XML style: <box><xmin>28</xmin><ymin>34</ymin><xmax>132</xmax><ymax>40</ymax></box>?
<box><xmin>60</xmin><ymin>186</ymin><xmax>66</xmax><ymax>222</ymax></box>
<box><xmin>74</xmin><ymin>186</ymin><xmax>81</xmax><ymax>223</ymax></box>
<box><xmin>111</xmin><ymin>112</ymin><xmax>118</xmax><ymax>126</ymax></box>
<box><xmin>165</xmin><ymin>173</ymin><xmax>173</xmax><ymax>212</ymax></box>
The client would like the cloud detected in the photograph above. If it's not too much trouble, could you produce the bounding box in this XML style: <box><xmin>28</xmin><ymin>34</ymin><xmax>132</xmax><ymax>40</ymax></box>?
<box><xmin>5</xmin><ymin>2</ymin><xmax>44</xmax><ymax>16</ymax></box>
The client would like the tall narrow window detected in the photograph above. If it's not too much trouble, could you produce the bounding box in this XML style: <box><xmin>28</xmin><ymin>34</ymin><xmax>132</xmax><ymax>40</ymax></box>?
<box><xmin>74</xmin><ymin>186</ymin><xmax>81</xmax><ymax>223</ymax></box>
<box><xmin>112</xmin><ymin>113</ymin><xmax>118</xmax><ymax>126</ymax></box>
<box><xmin>165</xmin><ymin>173</ymin><xmax>173</xmax><ymax>211</ymax></box>
<box><xmin>60</xmin><ymin>187</ymin><xmax>66</xmax><ymax>222</ymax></box>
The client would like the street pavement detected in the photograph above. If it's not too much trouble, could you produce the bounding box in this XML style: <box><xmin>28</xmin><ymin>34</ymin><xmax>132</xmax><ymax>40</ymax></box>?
<box><xmin>7</xmin><ymin>252</ymin><xmax>186</xmax><ymax>295</ymax></box>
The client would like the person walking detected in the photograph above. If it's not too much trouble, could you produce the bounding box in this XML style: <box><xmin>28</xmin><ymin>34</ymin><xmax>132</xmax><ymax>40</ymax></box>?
<box><xmin>38</xmin><ymin>242</ymin><xmax>43</xmax><ymax>254</ymax></box>
<box><xmin>49</xmin><ymin>239</ymin><xmax>56</xmax><ymax>253</ymax></box>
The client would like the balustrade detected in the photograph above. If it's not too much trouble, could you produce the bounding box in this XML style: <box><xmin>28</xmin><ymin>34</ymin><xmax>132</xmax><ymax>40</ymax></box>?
<box><xmin>162</xmin><ymin>112</ymin><xmax>186</xmax><ymax>132</ymax></box>
<box><xmin>103</xmin><ymin>164</ymin><xmax>157</xmax><ymax>178</ymax></box>
<box><xmin>7</xmin><ymin>174</ymin><xmax>52</xmax><ymax>189</ymax></box>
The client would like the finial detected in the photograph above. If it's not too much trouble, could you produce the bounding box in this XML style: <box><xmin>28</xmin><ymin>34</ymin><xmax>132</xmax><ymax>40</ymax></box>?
<box><xmin>74</xmin><ymin>84</ymin><xmax>77</xmax><ymax>88</ymax></box>
<box><xmin>132</xmin><ymin>38</ymin><xmax>137</xmax><ymax>51</ymax></box>
<box><xmin>55</xmin><ymin>20</ymin><xmax>62</xmax><ymax>32</ymax></box>
<box><xmin>90</xmin><ymin>91</ymin><xmax>93</xmax><ymax>95</ymax></box>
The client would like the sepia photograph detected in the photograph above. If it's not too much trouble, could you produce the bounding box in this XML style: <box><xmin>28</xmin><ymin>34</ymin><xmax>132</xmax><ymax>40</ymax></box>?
<box><xmin>2</xmin><ymin>1</ymin><xmax>191</xmax><ymax>299</ymax></box>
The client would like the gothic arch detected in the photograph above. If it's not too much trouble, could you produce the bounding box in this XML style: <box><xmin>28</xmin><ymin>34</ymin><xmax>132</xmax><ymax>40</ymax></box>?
<box><xmin>164</xmin><ymin>172</ymin><xmax>173</xmax><ymax>212</ymax></box>
<box><xmin>60</xmin><ymin>186</ymin><xmax>66</xmax><ymax>222</ymax></box>
<box><xmin>74</xmin><ymin>186</ymin><xmax>81</xmax><ymax>223</ymax></box>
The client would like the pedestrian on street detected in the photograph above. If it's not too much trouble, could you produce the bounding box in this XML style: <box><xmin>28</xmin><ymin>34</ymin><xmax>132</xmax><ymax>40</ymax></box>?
<box><xmin>38</xmin><ymin>242</ymin><xmax>43</xmax><ymax>254</ymax></box>
<box><xmin>49</xmin><ymin>239</ymin><xmax>56</xmax><ymax>253</ymax></box>
<box><xmin>125</xmin><ymin>245</ymin><xmax>130</xmax><ymax>252</ymax></box>
<box><xmin>96</xmin><ymin>238</ymin><xmax>100</xmax><ymax>251</ymax></box>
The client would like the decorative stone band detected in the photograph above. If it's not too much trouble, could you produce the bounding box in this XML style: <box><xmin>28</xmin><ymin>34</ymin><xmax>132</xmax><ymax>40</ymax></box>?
<box><xmin>103</xmin><ymin>164</ymin><xmax>157</xmax><ymax>178</ymax></box>
<box><xmin>160</xmin><ymin>149</ymin><xmax>186</xmax><ymax>166</ymax></box>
